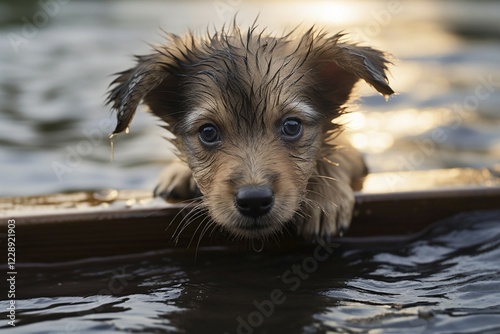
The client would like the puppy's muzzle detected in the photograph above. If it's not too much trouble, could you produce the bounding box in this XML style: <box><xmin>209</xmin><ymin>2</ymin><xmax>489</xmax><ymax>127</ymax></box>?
<box><xmin>234</xmin><ymin>186</ymin><xmax>274</xmax><ymax>218</ymax></box>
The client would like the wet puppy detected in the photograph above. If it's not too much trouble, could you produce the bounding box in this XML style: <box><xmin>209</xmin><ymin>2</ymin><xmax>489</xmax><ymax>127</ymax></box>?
<box><xmin>108</xmin><ymin>23</ymin><xmax>393</xmax><ymax>241</ymax></box>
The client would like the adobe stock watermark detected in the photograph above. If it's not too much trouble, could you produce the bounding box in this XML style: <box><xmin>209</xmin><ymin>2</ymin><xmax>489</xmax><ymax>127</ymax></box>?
<box><xmin>213</xmin><ymin>0</ymin><xmax>243</xmax><ymax>21</ymax></box>
<box><xmin>350</xmin><ymin>0</ymin><xmax>403</xmax><ymax>43</ymax></box>
<box><xmin>64</xmin><ymin>266</ymin><xmax>135</xmax><ymax>334</ymax></box>
<box><xmin>384</xmin><ymin>74</ymin><xmax>499</xmax><ymax>189</ymax></box>
<box><xmin>225</xmin><ymin>239</ymin><xmax>338</xmax><ymax>334</ymax></box>
<box><xmin>7</xmin><ymin>0</ymin><xmax>71</xmax><ymax>54</ymax></box>
<box><xmin>51</xmin><ymin>118</ymin><xmax>114</xmax><ymax>182</ymax></box>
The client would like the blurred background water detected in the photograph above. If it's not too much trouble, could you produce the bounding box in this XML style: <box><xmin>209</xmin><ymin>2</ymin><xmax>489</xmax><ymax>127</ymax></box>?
<box><xmin>1</xmin><ymin>1</ymin><xmax>500</xmax><ymax>334</ymax></box>
<box><xmin>0</xmin><ymin>0</ymin><xmax>499</xmax><ymax>197</ymax></box>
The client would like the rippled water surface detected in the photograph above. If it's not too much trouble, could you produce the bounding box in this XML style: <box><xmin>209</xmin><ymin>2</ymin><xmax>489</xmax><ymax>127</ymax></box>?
<box><xmin>1</xmin><ymin>211</ymin><xmax>500</xmax><ymax>333</ymax></box>
<box><xmin>1</xmin><ymin>0</ymin><xmax>500</xmax><ymax>333</ymax></box>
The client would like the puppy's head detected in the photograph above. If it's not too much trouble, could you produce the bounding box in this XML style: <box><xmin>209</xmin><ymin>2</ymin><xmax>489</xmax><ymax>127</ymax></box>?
<box><xmin>108</xmin><ymin>25</ymin><xmax>393</xmax><ymax>239</ymax></box>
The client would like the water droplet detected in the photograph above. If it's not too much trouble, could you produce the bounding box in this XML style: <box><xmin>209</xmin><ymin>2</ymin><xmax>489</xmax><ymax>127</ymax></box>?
<box><xmin>109</xmin><ymin>133</ymin><xmax>116</xmax><ymax>162</ymax></box>
<box><xmin>252</xmin><ymin>238</ymin><xmax>265</xmax><ymax>253</ymax></box>
<box><xmin>125</xmin><ymin>127</ymin><xmax>130</xmax><ymax>134</ymax></box>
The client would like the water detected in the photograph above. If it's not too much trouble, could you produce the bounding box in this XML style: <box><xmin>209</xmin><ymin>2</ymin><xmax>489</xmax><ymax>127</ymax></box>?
<box><xmin>1</xmin><ymin>210</ymin><xmax>500</xmax><ymax>333</ymax></box>
<box><xmin>1</xmin><ymin>1</ymin><xmax>500</xmax><ymax>333</ymax></box>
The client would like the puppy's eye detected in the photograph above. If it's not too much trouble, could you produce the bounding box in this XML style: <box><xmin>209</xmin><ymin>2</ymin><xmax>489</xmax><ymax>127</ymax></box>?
<box><xmin>199</xmin><ymin>123</ymin><xmax>221</xmax><ymax>147</ymax></box>
<box><xmin>281</xmin><ymin>118</ymin><xmax>302</xmax><ymax>141</ymax></box>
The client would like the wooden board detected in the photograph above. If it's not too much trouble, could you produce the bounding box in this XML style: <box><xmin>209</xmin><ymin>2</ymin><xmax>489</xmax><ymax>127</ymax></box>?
<box><xmin>1</xmin><ymin>168</ymin><xmax>500</xmax><ymax>263</ymax></box>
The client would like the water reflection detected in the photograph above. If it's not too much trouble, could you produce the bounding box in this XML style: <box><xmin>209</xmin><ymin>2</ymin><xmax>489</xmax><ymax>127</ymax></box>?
<box><xmin>2</xmin><ymin>210</ymin><xmax>499</xmax><ymax>333</ymax></box>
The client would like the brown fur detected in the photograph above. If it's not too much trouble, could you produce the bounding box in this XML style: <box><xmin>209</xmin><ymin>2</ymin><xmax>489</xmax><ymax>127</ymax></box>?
<box><xmin>107</xmin><ymin>22</ymin><xmax>393</xmax><ymax>241</ymax></box>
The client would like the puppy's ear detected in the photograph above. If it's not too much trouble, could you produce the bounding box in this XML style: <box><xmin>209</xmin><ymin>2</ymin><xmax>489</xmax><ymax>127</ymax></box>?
<box><xmin>107</xmin><ymin>54</ymin><xmax>172</xmax><ymax>134</ymax></box>
<box><xmin>107</xmin><ymin>52</ymin><xmax>185</xmax><ymax>134</ymax></box>
<box><xmin>310</xmin><ymin>37</ymin><xmax>394</xmax><ymax>114</ymax></box>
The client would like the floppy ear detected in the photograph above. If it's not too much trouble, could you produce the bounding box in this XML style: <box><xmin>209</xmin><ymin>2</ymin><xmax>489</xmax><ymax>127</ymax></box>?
<box><xmin>310</xmin><ymin>38</ymin><xmax>394</xmax><ymax>115</ymax></box>
<box><xmin>107</xmin><ymin>54</ymin><xmax>181</xmax><ymax>134</ymax></box>
<box><xmin>331</xmin><ymin>42</ymin><xmax>394</xmax><ymax>96</ymax></box>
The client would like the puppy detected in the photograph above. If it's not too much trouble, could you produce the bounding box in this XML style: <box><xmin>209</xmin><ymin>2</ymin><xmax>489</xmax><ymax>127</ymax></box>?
<box><xmin>107</xmin><ymin>22</ymin><xmax>393</xmax><ymax>241</ymax></box>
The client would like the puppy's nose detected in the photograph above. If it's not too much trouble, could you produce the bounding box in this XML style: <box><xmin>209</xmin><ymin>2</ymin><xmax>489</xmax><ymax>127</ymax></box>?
<box><xmin>234</xmin><ymin>186</ymin><xmax>274</xmax><ymax>218</ymax></box>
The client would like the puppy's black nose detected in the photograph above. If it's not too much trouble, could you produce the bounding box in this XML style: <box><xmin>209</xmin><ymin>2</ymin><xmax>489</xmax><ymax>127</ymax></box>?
<box><xmin>234</xmin><ymin>186</ymin><xmax>274</xmax><ymax>218</ymax></box>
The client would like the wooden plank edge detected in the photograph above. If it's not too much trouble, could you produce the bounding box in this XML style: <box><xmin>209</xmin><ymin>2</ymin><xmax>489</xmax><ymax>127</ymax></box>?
<box><xmin>1</xmin><ymin>168</ymin><xmax>499</xmax><ymax>263</ymax></box>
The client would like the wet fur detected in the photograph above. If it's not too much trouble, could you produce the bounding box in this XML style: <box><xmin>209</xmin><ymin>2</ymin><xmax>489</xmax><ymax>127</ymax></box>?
<box><xmin>107</xmin><ymin>22</ymin><xmax>393</xmax><ymax>241</ymax></box>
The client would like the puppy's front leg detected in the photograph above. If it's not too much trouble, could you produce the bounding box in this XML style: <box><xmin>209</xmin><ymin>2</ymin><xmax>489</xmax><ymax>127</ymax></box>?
<box><xmin>301</xmin><ymin>143</ymin><xmax>367</xmax><ymax>239</ymax></box>
<box><xmin>154</xmin><ymin>160</ymin><xmax>200</xmax><ymax>201</ymax></box>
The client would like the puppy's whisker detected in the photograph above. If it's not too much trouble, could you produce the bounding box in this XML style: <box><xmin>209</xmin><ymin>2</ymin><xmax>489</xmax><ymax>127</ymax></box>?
<box><xmin>302</xmin><ymin>197</ymin><xmax>321</xmax><ymax>211</ymax></box>
<box><xmin>171</xmin><ymin>201</ymin><xmax>205</xmax><ymax>235</ymax></box>
<box><xmin>176</xmin><ymin>205</ymin><xmax>207</xmax><ymax>233</ymax></box>
<box><xmin>198</xmin><ymin>219</ymin><xmax>217</xmax><ymax>243</ymax></box>
<box><xmin>209</xmin><ymin>221</ymin><xmax>224</xmax><ymax>238</ymax></box>
<box><xmin>166</xmin><ymin>197</ymin><xmax>203</xmax><ymax>232</ymax></box>
<box><xmin>306</xmin><ymin>192</ymin><xmax>339</xmax><ymax>211</ymax></box>
<box><xmin>195</xmin><ymin>220</ymin><xmax>217</xmax><ymax>257</ymax></box>
<box><xmin>302</xmin><ymin>196</ymin><xmax>333</xmax><ymax>217</ymax></box>
<box><xmin>187</xmin><ymin>215</ymin><xmax>212</xmax><ymax>250</ymax></box>
<box><xmin>310</xmin><ymin>174</ymin><xmax>340</xmax><ymax>182</ymax></box>
<box><xmin>293</xmin><ymin>209</ymin><xmax>309</xmax><ymax>221</ymax></box>
<box><xmin>173</xmin><ymin>204</ymin><xmax>208</xmax><ymax>243</ymax></box>
<box><xmin>305</xmin><ymin>181</ymin><xmax>331</xmax><ymax>187</ymax></box>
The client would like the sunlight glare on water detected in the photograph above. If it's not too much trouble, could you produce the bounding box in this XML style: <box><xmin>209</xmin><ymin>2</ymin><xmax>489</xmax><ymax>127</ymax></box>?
<box><xmin>341</xmin><ymin>109</ymin><xmax>446</xmax><ymax>154</ymax></box>
<box><xmin>293</xmin><ymin>1</ymin><xmax>362</xmax><ymax>26</ymax></box>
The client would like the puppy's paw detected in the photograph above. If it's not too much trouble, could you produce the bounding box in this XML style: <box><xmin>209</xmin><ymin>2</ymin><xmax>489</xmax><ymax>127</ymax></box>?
<box><xmin>300</xmin><ymin>178</ymin><xmax>355</xmax><ymax>240</ymax></box>
<box><xmin>154</xmin><ymin>161</ymin><xmax>200</xmax><ymax>201</ymax></box>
